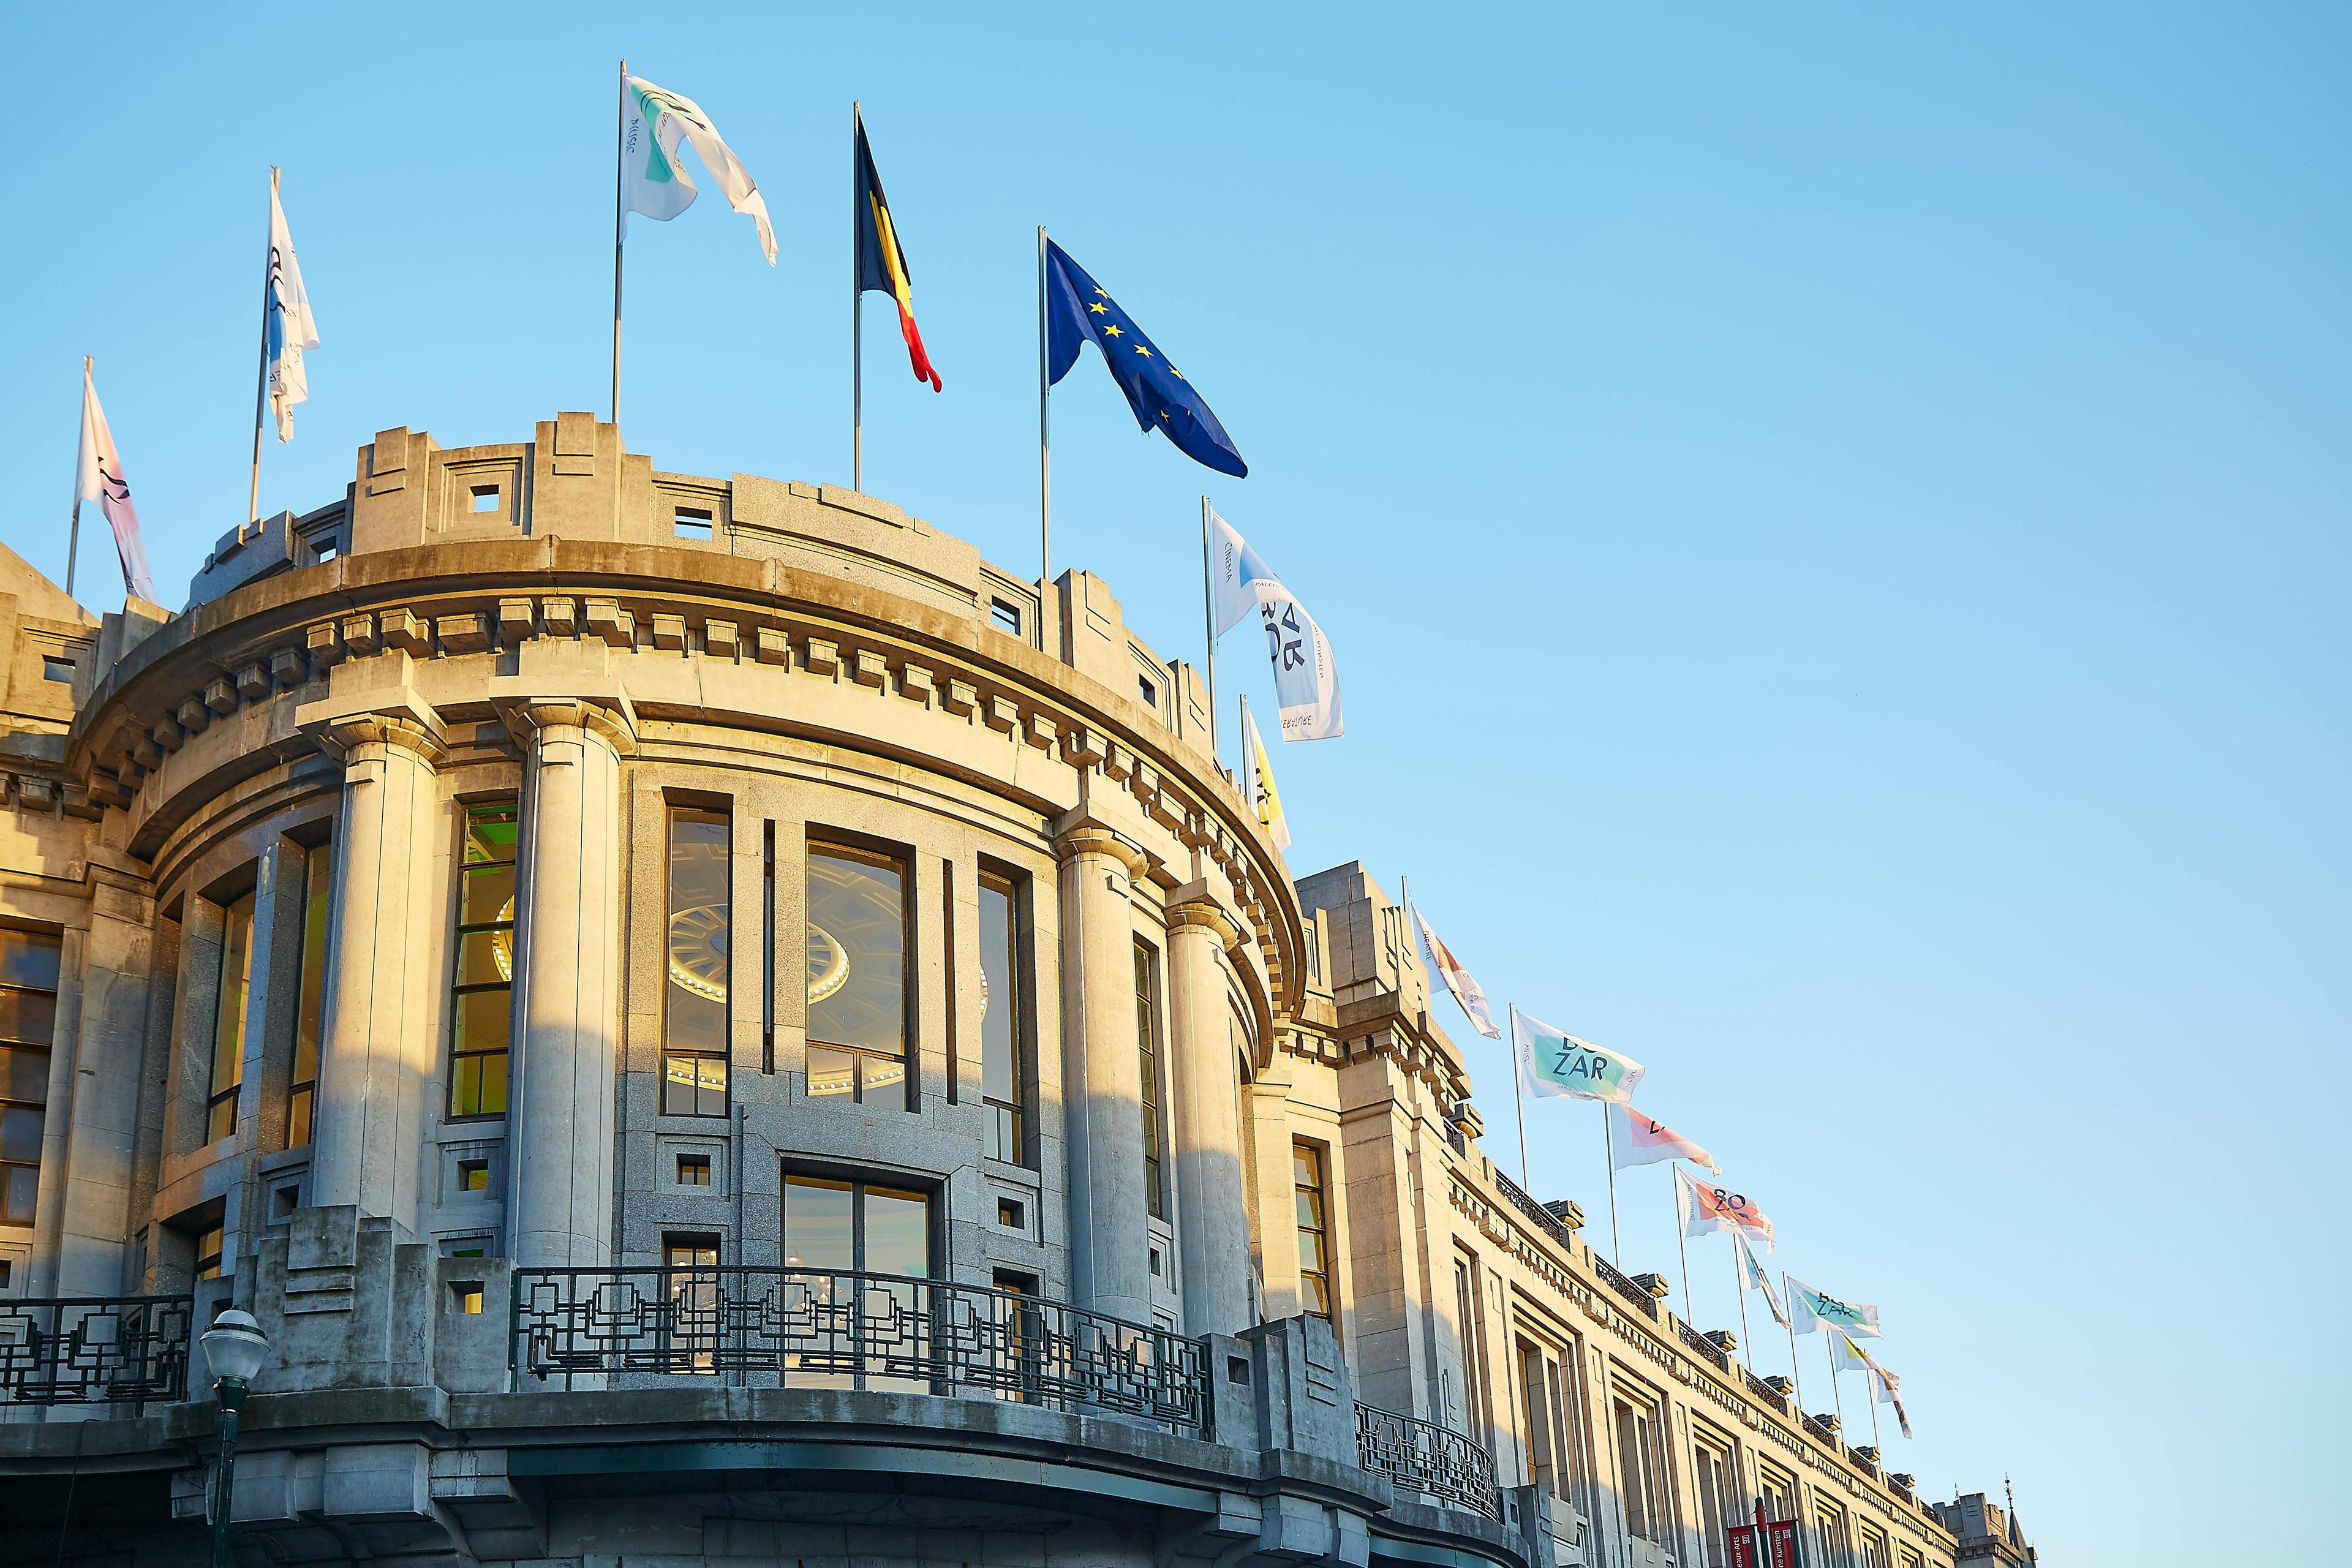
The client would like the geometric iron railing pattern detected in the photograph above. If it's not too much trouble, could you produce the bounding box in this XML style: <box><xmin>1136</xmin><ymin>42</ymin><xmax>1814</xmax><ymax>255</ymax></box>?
<box><xmin>1354</xmin><ymin>1400</ymin><xmax>1500</xmax><ymax>1520</ymax></box>
<box><xmin>1741</xmin><ymin>1366</ymin><xmax>1791</xmax><ymax>1416</ymax></box>
<box><xmin>1676</xmin><ymin>1319</ymin><xmax>1730</xmax><ymax>1373</ymax></box>
<box><xmin>0</xmin><ymin>1295</ymin><xmax>195</xmax><ymax>1409</ymax></box>
<box><xmin>1590</xmin><ymin>1254</ymin><xmax>1661</xmax><ymax>1321</ymax></box>
<box><xmin>511</xmin><ymin>1265</ymin><xmax>1207</xmax><ymax>1430</ymax></box>
<box><xmin>1491</xmin><ymin>1170</ymin><xmax>1581</xmax><ymax>1256</ymax></box>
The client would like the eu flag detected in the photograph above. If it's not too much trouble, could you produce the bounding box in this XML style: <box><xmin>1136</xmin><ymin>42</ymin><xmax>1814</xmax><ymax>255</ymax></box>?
<box><xmin>1045</xmin><ymin>240</ymin><xmax>1246</xmax><ymax>478</ymax></box>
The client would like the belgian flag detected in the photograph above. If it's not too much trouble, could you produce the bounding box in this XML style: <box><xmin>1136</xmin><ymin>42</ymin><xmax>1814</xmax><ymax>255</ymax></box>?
<box><xmin>854</xmin><ymin>109</ymin><xmax>942</xmax><ymax>391</ymax></box>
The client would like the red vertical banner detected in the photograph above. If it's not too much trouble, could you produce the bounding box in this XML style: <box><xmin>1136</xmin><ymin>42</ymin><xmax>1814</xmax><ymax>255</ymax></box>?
<box><xmin>1727</xmin><ymin>1522</ymin><xmax>1762</xmax><ymax>1568</ymax></box>
<box><xmin>1764</xmin><ymin>1518</ymin><xmax>1801</xmax><ymax>1568</ymax></box>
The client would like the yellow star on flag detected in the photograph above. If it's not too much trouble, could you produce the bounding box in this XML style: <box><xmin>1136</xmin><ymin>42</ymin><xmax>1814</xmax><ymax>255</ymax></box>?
<box><xmin>1133</xmin><ymin>345</ymin><xmax>1152</xmax><ymax>357</ymax></box>
<box><xmin>1102</xmin><ymin>324</ymin><xmax>1124</xmax><ymax>338</ymax></box>
<box><xmin>1088</xmin><ymin>302</ymin><xmax>1109</xmax><ymax>315</ymax></box>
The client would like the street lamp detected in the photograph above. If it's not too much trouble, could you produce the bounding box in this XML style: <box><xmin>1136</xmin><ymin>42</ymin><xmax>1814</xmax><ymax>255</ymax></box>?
<box><xmin>198</xmin><ymin>1309</ymin><xmax>271</xmax><ymax>1568</ymax></box>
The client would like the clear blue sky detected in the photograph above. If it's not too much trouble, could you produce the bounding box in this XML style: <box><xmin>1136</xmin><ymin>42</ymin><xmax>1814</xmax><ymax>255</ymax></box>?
<box><xmin>6</xmin><ymin>5</ymin><xmax>2344</xmax><ymax>1561</ymax></box>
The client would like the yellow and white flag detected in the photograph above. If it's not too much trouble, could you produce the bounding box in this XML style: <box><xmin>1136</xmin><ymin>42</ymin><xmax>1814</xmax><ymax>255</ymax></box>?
<box><xmin>1242</xmin><ymin>700</ymin><xmax>1290</xmax><ymax>851</ymax></box>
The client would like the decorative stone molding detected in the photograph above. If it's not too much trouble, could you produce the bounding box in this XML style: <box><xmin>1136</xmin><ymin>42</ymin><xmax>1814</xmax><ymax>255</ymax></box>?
<box><xmin>499</xmin><ymin>696</ymin><xmax>639</xmax><ymax>757</ymax></box>
<box><xmin>1165</xmin><ymin>890</ymin><xmax>1245</xmax><ymax>952</ymax></box>
<box><xmin>1051</xmin><ymin>823</ymin><xmax>1152</xmax><ymax>883</ymax></box>
<box><xmin>314</xmin><ymin>712</ymin><xmax>448</xmax><ymax>769</ymax></box>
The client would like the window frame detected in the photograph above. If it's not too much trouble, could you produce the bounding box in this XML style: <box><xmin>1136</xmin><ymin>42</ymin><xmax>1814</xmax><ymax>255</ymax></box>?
<box><xmin>0</xmin><ymin>928</ymin><xmax>62</xmax><ymax>1229</ymax></box>
<box><xmin>804</xmin><ymin>836</ymin><xmax>913</xmax><ymax>1110</ymax></box>
<box><xmin>662</xmin><ymin>804</ymin><xmax>733</xmax><ymax>1118</ymax></box>
<box><xmin>285</xmin><ymin>839</ymin><xmax>332</xmax><ymax>1149</ymax></box>
<box><xmin>976</xmin><ymin>865</ymin><xmax>1030</xmax><ymax>1165</ymax></box>
<box><xmin>205</xmin><ymin>892</ymin><xmax>256</xmax><ymax>1144</ymax></box>
<box><xmin>448</xmin><ymin>799</ymin><xmax>519</xmax><ymax>1120</ymax></box>
<box><xmin>1133</xmin><ymin>938</ymin><xmax>1167</xmax><ymax>1219</ymax></box>
<box><xmin>1294</xmin><ymin>1139</ymin><xmax>1333</xmax><ymax>1320</ymax></box>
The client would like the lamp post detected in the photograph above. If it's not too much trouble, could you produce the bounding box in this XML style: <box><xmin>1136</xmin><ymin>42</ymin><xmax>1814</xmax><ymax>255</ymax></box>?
<box><xmin>198</xmin><ymin>1308</ymin><xmax>271</xmax><ymax>1568</ymax></box>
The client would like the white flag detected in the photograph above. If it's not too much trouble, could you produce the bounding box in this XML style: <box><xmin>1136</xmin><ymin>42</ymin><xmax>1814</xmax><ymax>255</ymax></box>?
<box><xmin>1242</xmin><ymin>701</ymin><xmax>1291</xmax><ymax>851</ymax></box>
<box><xmin>1676</xmin><ymin>1164</ymin><xmax>1775</xmax><ymax>1249</ymax></box>
<box><xmin>1786</xmin><ymin>1275</ymin><xmax>1882</xmax><ymax>1339</ymax></box>
<box><xmin>266</xmin><ymin>175</ymin><xmax>320</xmax><ymax>443</ymax></box>
<box><xmin>1610</xmin><ymin>1104</ymin><xmax>1719</xmax><ymax>1173</ymax></box>
<box><xmin>622</xmin><ymin>74</ymin><xmax>777</xmax><ymax>265</ymax></box>
<box><xmin>1409</xmin><ymin>900</ymin><xmax>1500</xmax><ymax>1039</ymax></box>
<box><xmin>1513</xmin><ymin>1009</ymin><xmax>1644</xmax><ymax>1103</ymax></box>
<box><xmin>1208</xmin><ymin>508</ymin><xmax>1343</xmax><ymax>741</ymax></box>
<box><xmin>75</xmin><ymin>363</ymin><xmax>159</xmax><ymax>604</ymax></box>
<box><xmin>1736</xmin><ymin>1232</ymin><xmax>1790</xmax><ymax>1330</ymax></box>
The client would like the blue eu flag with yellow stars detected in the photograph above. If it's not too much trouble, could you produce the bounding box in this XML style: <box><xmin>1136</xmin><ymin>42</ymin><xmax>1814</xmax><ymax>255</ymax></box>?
<box><xmin>1045</xmin><ymin>239</ymin><xmax>1246</xmax><ymax>478</ymax></box>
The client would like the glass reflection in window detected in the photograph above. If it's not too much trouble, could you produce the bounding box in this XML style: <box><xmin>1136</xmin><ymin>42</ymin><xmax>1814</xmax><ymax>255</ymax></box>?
<box><xmin>449</xmin><ymin>802</ymin><xmax>517</xmax><ymax>1118</ymax></box>
<box><xmin>977</xmin><ymin>870</ymin><xmax>1025</xmax><ymax>1163</ymax></box>
<box><xmin>806</xmin><ymin>842</ymin><xmax>907</xmax><ymax>1107</ymax></box>
<box><xmin>665</xmin><ymin>807</ymin><xmax>731</xmax><ymax>1117</ymax></box>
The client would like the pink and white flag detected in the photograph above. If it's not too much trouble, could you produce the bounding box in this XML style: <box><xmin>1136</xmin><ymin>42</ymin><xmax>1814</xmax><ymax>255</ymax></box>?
<box><xmin>1610</xmin><ymin>1104</ymin><xmax>1719</xmax><ymax>1173</ymax></box>
<box><xmin>75</xmin><ymin>362</ymin><xmax>158</xmax><ymax>603</ymax></box>
<box><xmin>1409</xmin><ymin>900</ymin><xmax>1499</xmax><ymax>1040</ymax></box>
<box><xmin>1676</xmin><ymin>1165</ymin><xmax>1776</xmax><ymax>1250</ymax></box>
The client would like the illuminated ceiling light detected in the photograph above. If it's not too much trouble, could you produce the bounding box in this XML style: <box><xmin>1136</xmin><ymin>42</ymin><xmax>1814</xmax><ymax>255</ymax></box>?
<box><xmin>805</xmin><ymin>924</ymin><xmax>850</xmax><ymax>1004</ymax></box>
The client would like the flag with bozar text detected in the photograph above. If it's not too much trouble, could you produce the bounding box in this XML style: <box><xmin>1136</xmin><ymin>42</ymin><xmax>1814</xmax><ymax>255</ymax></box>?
<box><xmin>1611</xmin><ymin>1104</ymin><xmax>1719</xmax><ymax>1173</ymax></box>
<box><xmin>1787</xmin><ymin>1276</ymin><xmax>1882</xmax><ymax>1339</ymax></box>
<box><xmin>1513</xmin><ymin>1011</ymin><xmax>1643</xmax><ymax>1104</ymax></box>
<box><xmin>1676</xmin><ymin>1164</ymin><xmax>1775</xmax><ymax>1249</ymax></box>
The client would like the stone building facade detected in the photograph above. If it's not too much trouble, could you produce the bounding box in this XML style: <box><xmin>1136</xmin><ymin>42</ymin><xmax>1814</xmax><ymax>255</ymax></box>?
<box><xmin>0</xmin><ymin>417</ymin><xmax>1994</xmax><ymax>1568</ymax></box>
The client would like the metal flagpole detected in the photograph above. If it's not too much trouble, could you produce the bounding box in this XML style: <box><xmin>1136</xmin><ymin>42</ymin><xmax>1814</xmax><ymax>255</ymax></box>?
<box><xmin>1825</xmin><ymin>1332</ymin><xmax>1847</xmax><ymax>1434</ymax></box>
<box><xmin>67</xmin><ymin>358</ymin><xmax>88</xmax><ymax>599</ymax></box>
<box><xmin>1782</xmin><ymin>1271</ymin><xmax>1806</xmax><ymax>1415</ymax></box>
<box><xmin>1601</xmin><ymin>1099</ymin><xmax>1623</xmax><ymax>1267</ymax></box>
<box><xmin>1672</xmin><ymin>1165</ymin><xmax>1696</xmax><ymax>1328</ymax></box>
<box><xmin>611</xmin><ymin>60</ymin><xmax>628</xmax><ymax>427</ymax></box>
<box><xmin>851</xmin><ymin>101</ymin><xmax>863</xmax><ymax>493</ymax></box>
<box><xmin>1036</xmin><ymin>226</ymin><xmax>1051</xmax><ymax>595</ymax></box>
<box><xmin>247</xmin><ymin>167</ymin><xmax>277</xmax><ymax>525</ymax></box>
<box><xmin>1505</xmin><ymin>1005</ymin><xmax>1531</xmax><ymax>1189</ymax></box>
<box><xmin>1731</xmin><ymin>1234</ymin><xmax>1755</xmax><ymax>1373</ymax></box>
<box><xmin>1200</xmin><ymin>496</ymin><xmax>1218</xmax><ymax>763</ymax></box>
<box><xmin>1864</xmin><ymin>1364</ymin><xmax>1883</xmax><ymax>1450</ymax></box>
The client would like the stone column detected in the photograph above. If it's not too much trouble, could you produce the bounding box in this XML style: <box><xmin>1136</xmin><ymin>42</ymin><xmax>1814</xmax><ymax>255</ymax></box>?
<box><xmin>1166</xmin><ymin>887</ymin><xmax>1252</xmax><ymax>1337</ymax></box>
<box><xmin>505</xmin><ymin>699</ymin><xmax>632</xmax><ymax>1268</ymax></box>
<box><xmin>308</xmin><ymin>711</ymin><xmax>446</xmax><ymax>1234</ymax></box>
<box><xmin>51</xmin><ymin>873</ymin><xmax>158</xmax><ymax>1297</ymax></box>
<box><xmin>1053</xmin><ymin>823</ymin><xmax>1153</xmax><ymax>1325</ymax></box>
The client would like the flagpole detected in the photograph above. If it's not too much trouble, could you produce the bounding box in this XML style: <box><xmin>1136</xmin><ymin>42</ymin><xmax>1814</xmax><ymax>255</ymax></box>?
<box><xmin>1200</xmin><ymin>496</ymin><xmax>1218</xmax><ymax>764</ymax></box>
<box><xmin>1864</xmin><ymin>1366</ymin><xmax>1883</xmax><ymax>1450</ymax></box>
<box><xmin>1731</xmin><ymin>1237</ymin><xmax>1755</xmax><ymax>1373</ymax></box>
<box><xmin>247</xmin><ymin>167</ymin><xmax>278</xmax><ymax>526</ymax></box>
<box><xmin>851</xmin><ymin>100</ymin><xmax>864</xmax><ymax>494</ymax></box>
<box><xmin>1782</xmin><ymin>1271</ymin><xmax>1806</xmax><ymax>1415</ymax></box>
<box><xmin>1601</xmin><ymin>1099</ymin><xmax>1623</xmax><ymax>1267</ymax></box>
<box><xmin>1505</xmin><ymin>1005</ymin><xmax>1531</xmax><ymax>1190</ymax></box>
<box><xmin>67</xmin><ymin>358</ymin><xmax>88</xmax><ymax>600</ymax></box>
<box><xmin>1036</xmin><ymin>225</ymin><xmax>1051</xmax><ymax>597</ymax></box>
<box><xmin>611</xmin><ymin>59</ymin><xmax>627</xmax><ymax>428</ymax></box>
<box><xmin>1672</xmin><ymin>1166</ymin><xmax>1696</xmax><ymax>1329</ymax></box>
<box><xmin>1825</xmin><ymin>1332</ymin><xmax>1847</xmax><ymax>1436</ymax></box>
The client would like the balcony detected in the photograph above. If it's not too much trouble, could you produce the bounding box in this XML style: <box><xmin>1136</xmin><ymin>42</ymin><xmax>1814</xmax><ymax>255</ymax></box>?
<box><xmin>0</xmin><ymin>1295</ymin><xmax>194</xmax><ymax>1411</ymax></box>
<box><xmin>1354</xmin><ymin>1400</ymin><xmax>1500</xmax><ymax>1520</ymax></box>
<box><xmin>510</xmin><ymin>1264</ymin><xmax>1208</xmax><ymax>1430</ymax></box>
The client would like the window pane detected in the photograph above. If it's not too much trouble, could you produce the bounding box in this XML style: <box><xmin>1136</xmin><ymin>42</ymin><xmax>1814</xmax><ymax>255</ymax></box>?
<box><xmin>864</xmin><ymin>1186</ymin><xmax>929</xmax><ymax>1278</ymax></box>
<box><xmin>978</xmin><ymin>875</ymin><xmax>1017</xmax><ymax>1106</ymax></box>
<box><xmin>0</xmin><ymin>989</ymin><xmax>58</xmax><ymax>1047</ymax></box>
<box><xmin>697</xmin><ymin>1055</ymin><xmax>728</xmax><ymax>1117</ymax></box>
<box><xmin>784</xmin><ymin>1175</ymin><xmax>855</xmax><ymax>1270</ymax></box>
<box><xmin>1</xmin><ymin>1105</ymin><xmax>42</xmax><ymax>1162</ymax></box>
<box><xmin>473</xmin><ymin>1051</ymin><xmax>508</xmax><ymax>1116</ymax></box>
<box><xmin>668</xmin><ymin>811</ymin><xmax>731</xmax><ymax>1056</ymax></box>
<box><xmin>454</xmin><ymin>929</ymin><xmax>513</xmax><ymax>987</ymax></box>
<box><xmin>288</xmin><ymin>1086</ymin><xmax>314</xmax><ymax>1151</ymax></box>
<box><xmin>0</xmin><ymin>1045</ymin><xmax>48</xmax><ymax>1104</ymax></box>
<box><xmin>807</xmin><ymin>1046</ymin><xmax>853</xmax><ymax>1098</ymax></box>
<box><xmin>292</xmin><ymin>844</ymin><xmax>331</xmax><ymax>1090</ymax></box>
<box><xmin>858</xmin><ymin>1054</ymin><xmax>904</xmax><ymax>1096</ymax></box>
<box><xmin>461</xmin><ymin>862</ymin><xmax>516</xmax><ymax>926</ymax></box>
<box><xmin>454</xmin><ymin>990</ymin><xmax>512</xmax><ymax>1054</ymax></box>
<box><xmin>807</xmin><ymin>845</ymin><xmax>904</xmax><ymax>1055</ymax></box>
<box><xmin>0</xmin><ymin>931</ymin><xmax>61</xmax><ymax>992</ymax></box>
<box><xmin>211</xmin><ymin>894</ymin><xmax>255</xmax><ymax>1108</ymax></box>
<box><xmin>2</xmin><ymin>1164</ymin><xmax>36</xmax><ymax>1224</ymax></box>
<box><xmin>464</xmin><ymin>804</ymin><xmax>519</xmax><ymax>865</ymax></box>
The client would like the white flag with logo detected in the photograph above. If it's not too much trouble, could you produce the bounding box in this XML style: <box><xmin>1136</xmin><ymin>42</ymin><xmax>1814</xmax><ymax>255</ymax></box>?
<box><xmin>1676</xmin><ymin>1164</ymin><xmax>1775</xmax><ymax>1249</ymax></box>
<box><xmin>1787</xmin><ymin>1275</ymin><xmax>1882</xmax><ymax>1339</ymax></box>
<box><xmin>1409</xmin><ymin>900</ymin><xmax>1500</xmax><ymax>1040</ymax></box>
<box><xmin>622</xmin><ymin>74</ymin><xmax>777</xmax><ymax>265</ymax></box>
<box><xmin>1242</xmin><ymin>701</ymin><xmax>1291</xmax><ymax>852</ymax></box>
<box><xmin>266</xmin><ymin>176</ymin><xmax>320</xmax><ymax>442</ymax></box>
<box><xmin>1208</xmin><ymin>508</ymin><xmax>1342</xmax><ymax>741</ymax></box>
<box><xmin>75</xmin><ymin>363</ymin><xmax>159</xmax><ymax>603</ymax></box>
<box><xmin>1736</xmin><ymin>1232</ymin><xmax>1790</xmax><ymax>1330</ymax></box>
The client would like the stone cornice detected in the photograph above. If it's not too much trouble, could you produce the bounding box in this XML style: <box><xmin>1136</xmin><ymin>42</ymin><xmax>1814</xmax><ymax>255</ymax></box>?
<box><xmin>313</xmin><ymin>713</ymin><xmax>447</xmax><ymax>769</ymax></box>
<box><xmin>1050</xmin><ymin>821</ymin><xmax>1153</xmax><ymax>883</ymax></box>
<box><xmin>497</xmin><ymin>695</ymin><xmax>639</xmax><ymax>756</ymax></box>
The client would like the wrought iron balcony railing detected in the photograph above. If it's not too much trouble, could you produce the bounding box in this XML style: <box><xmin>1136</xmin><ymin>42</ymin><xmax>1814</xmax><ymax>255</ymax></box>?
<box><xmin>1354</xmin><ymin>1400</ymin><xmax>1500</xmax><ymax>1520</ymax></box>
<box><xmin>1741</xmin><ymin>1366</ymin><xmax>1791</xmax><ymax>1416</ymax></box>
<box><xmin>1491</xmin><ymin>1169</ymin><xmax>1581</xmax><ymax>1256</ymax></box>
<box><xmin>510</xmin><ymin>1264</ymin><xmax>1207</xmax><ymax>1430</ymax></box>
<box><xmin>1676</xmin><ymin>1319</ymin><xmax>1730</xmax><ymax>1373</ymax></box>
<box><xmin>0</xmin><ymin>1295</ymin><xmax>195</xmax><ymax>1409</ymax></box>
